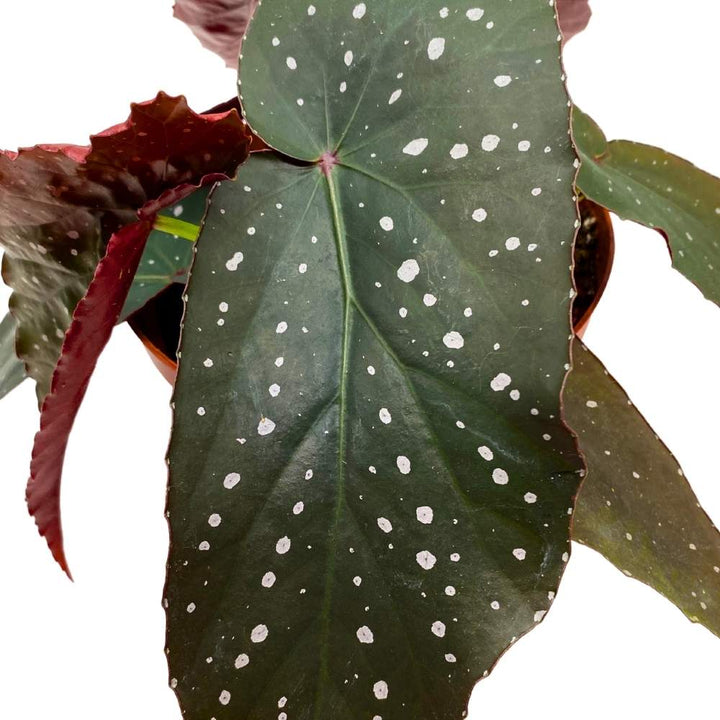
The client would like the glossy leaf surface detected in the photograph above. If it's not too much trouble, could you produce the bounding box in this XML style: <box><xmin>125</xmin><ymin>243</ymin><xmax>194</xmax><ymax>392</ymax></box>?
<box><xmin>573</xmin><ymin>107</ymin><xmax>720</xmax><ymax>306</ymax></box>
<box><xmin>121</xmin><ymin>187</ymin><xmax>210</xmax><ymax>320</ymax></box>
<box><xmin>567</xmin><ymin>340</ymin><xmax>720</xmax><ymax>637</ymax></box>
<box><xmin>0</xmin><ymin>93</ymin><xmax>250</xmax><ymax>403</ymax></box>
<box><xmin>166</xmin><ymin>2</ymin><xmax>582</xmax><ymax>718</ymax></box>
<box><xmin>27</xmin><ymin>220</ymin><xmax>153</xmax><ymax>576</ymax></box>
<box><xmin>0</xmin><ymin>312</ymin><xmax>26</xmax><ymax>400</ymax></box>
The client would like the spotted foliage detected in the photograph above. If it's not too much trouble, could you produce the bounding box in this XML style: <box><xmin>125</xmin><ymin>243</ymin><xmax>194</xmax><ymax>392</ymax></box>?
<box><xmin>574</xmin><ymin>107</ymin><xmax>720</xmax><ymax>308</ymax></box>
<box><xmin>567</xmin><ymin>340</ymin><xmax>720</xmax><ymax>638</ymax></box>
<box><xmin>166</xmin><ymin>2</ymin><xmax>582</xmax><ymax>718</ymax></box>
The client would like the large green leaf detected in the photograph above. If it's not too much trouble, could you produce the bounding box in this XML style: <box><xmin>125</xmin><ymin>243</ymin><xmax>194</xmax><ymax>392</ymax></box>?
<box><xmin>567</xmin><ymin>340</ymin><xmax>720</xmax><ymax>637</ymax></box>
<box><xmin>0</xmin><ymin>311</ymin><xmax>26</xmax><ymax>400</ymax></box>
<box><xmin>573</xmin><ymin>107</ymin><xmax>720</xmax><ymax>306</ymax></box>
<box><xmin>166</xmin><ymin>2</ymin><xmax>582</xmax><ymax>718</ymax></box>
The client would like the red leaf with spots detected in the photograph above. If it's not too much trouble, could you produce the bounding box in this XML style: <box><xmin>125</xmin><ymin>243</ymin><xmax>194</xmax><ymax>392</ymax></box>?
<box><xmin>174</xmin><ymin>0</ymin><xmax>259</xmax><ymax>67</ymax></box>
<box><xmin>26</xmin><ymin>220</ymin><xmax>153</xmax><ymax>577</ymax></box>
<box><xmin>557</xmin><ymin>0</ymin><xmax>592</xmax><ymax>43</ymax></box>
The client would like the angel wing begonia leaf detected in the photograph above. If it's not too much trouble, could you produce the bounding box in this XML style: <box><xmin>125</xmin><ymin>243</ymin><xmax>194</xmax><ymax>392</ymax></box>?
<box><xmin>165</xmin><ymin>2</ymin><xmax>583</xmax><ymax>718</ymax></box>
<box><xmin>174</xmin><ymin>0</ymin><xmax>259</xmax><ymax>67</ymax></box>
<box><xmin>7</xmin><ymin>96</ymin><xmax>251</xmax><ymax>573</ymax></box>
<box><xmin>0</xmin><ymin>93</ymin><xmax>250</xmax><ymax>403</ymax></box>
<box><xmin>566</xmin><ymin>340</ymin><xmax>720</xmax><ymax>637</ymax></box>
<box><xmin>573</xmin><ymin>106</ymin><xmax>720</xmax><ymax>307</ymax></box>
<box><xmin>0</xmin><ymin>312</ymin><xmax>26</xmax><ymax>400</ymax></box>
<box><xmin>27</xmin><ymin>220</ymin><xmax>152</xmax><ymax>577</ymax></box>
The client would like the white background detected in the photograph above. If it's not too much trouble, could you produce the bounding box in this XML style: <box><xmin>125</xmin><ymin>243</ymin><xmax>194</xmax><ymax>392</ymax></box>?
<box><xmin>1</xmin><ymin>1</ymin><xmax>719</xmax><ymax>717</ymax></box>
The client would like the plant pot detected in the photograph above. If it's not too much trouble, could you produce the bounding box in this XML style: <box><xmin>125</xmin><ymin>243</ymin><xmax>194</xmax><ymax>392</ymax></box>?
<box><xmin>127</xmin><ymin>282</ymin><xmax>184</xmax><ymax>385</ymax></box>
<box><xmin>129</xmin><ymin>198</ymin><xmax>615</xmax><ymax>382</ymax></box>
<box><xmin>572</xmin><ymin>196</ymin><xmax>615</xmax><ymax>338</ymax></box>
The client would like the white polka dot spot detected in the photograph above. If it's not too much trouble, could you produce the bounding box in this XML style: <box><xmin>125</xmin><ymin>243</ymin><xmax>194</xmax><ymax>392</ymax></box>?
<box><xmin>427</xmin><ymin>37</ymin><xmax>446</xmax><ymax>60</ymax></box>
<box><xmin>482</xmin><ymin>134</ymin><xmax>500</xmax><ymax>152</ymax></box>
<box><xmin>443</xmin><ymin>331</ymin><xmax>464</xmax><ymax>349</ymax></box>
<box><xmin>276</xmin><ymin>536</ymin><xmax>291</xmax><ymax>554</ymax></box>
<box><xmin>416</xmin><ymin>506</ymin><xmax>434</xmax><ymax>524</ymax></box>
<box><xmin>224</xmin><ymin>472</ymin><xmax>241</xmax><ymax>489</ymax></box>
<box><xmin>397</xmin><ymin>259</ymin><xmax>420</xmax><ymax>283</ymax></box>
<box><xmin>416</xmin><ymin>550</ymin><xmax>437</xmax><ymax>570</ymax></box>
<box><xmin>403</xmin><ymin>138</ymin><xmax>429</xmax><ymax>156</ymax></box>
<box><xmin>490</xmin><ymin>373</ymin><xmax>512</xmax><ymax>391</ymax></box>
<box><xmin>251</xmin><ymin>624</ymin><xmax>268</xmax><ymax>643</ymax></box>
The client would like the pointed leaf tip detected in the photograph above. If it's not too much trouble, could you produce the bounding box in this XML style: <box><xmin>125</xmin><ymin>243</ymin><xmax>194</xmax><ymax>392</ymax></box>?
<box><xmin>26</xmin><ymin>220</ymin><xmax>153</xmax><ymax>578</ymax></box>
<box><xmin>567</xmin><ymin>340</ymin><xmax>720</xmax><ymax>637</ymax></box>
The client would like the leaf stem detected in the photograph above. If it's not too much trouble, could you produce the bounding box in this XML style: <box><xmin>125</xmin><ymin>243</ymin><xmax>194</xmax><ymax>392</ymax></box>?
<box><xmin>152</xmin><ymin>214</ymin><xmax>200</xmax><ymax>242</ymax></box>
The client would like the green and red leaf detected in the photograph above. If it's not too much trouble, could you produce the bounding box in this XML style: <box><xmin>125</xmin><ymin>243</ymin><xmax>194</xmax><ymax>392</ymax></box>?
<box><xmin>0</xmin><ymin>92</ymin><xmax>250</xmax><ymax>403</ymax></box>
<box><xmin>566</xmin><ymin>340</ymin><xmax>720</xmax><ymax>637</ymax></box>
<box><xmin>166</xmin><ymin>1</ymin><xmax>582</xmax><ymax>718</ymax></box>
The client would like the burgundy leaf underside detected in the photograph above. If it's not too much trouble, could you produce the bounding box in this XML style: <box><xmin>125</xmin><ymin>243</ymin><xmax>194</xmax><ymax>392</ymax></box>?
<box><xmin>174</xmin><ymin>0</ymin><xmax>259</xmax><ymax>67</ymax></box>
<box><xmin>10</xmin><ymin>94</ymin><xmax>252</xmax><ymax>575</ymax></box>
<box><xmin>557</xmin><ymin>0</ymin><xmax>592</xmax><ymax>43</ymax></box>
<box><xmin>26</xmin><ymin>221</ymin><xmax>151</xmax><ymax>576</ymax></box>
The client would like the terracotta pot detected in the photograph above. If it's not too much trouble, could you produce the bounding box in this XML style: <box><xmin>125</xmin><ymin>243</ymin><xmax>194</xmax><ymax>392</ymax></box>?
<box><xmin>129</xmin><ymin>199</ymin><xmax>614</xmax><ymax>381</ymax></box>
<box><xmin>128</xmin><ymin>282</ymin><xmax>183</xmax><ymax>384</ymax></box>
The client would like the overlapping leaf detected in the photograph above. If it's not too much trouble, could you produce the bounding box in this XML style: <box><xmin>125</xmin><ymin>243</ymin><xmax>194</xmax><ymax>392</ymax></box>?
<box><xmin>8</xmin><ymin>96</ymin><xmax>251</xmax><ymax>573</ymax></box>
<box><xmin>121</xmin><ymin>187</ymin><xmax>210</xmax><ymax>320</ymax></box>
<box><xmin>0</xmin><ymin>312</ymin><xmax>26</xmax><ymax>400</ymax></box>
<box><xmin>573</xmin><ymin>107</ymin><xmax>720</xmax><ymax>307</ymax></box>
<box><xmin>174</xmin><ymin>0</ymin><xmax>258</xmax><ymax>67</ymax></box>
<box><xmin>567</xmin><ymin>340</ymin><xmax>720</xmax><ymax>637</ymax></box>
<box><xmin>557</xmin><ymin>0</ymin><xmax>592</xmax><ymax>43</ymax></box>
<box><xmin>27</xmin><ymin>220</ymin><xmax>152</xmax><ymax>576</ymax></box>
<box><xmin>0</xmin><ymin>92</ymin><xmax>250</xmax><ymax>403</ymax></box>
<box><xmin>166</xmin><ymin>2</ymin><xmax>582</xmax><ymax>718</ymax></box>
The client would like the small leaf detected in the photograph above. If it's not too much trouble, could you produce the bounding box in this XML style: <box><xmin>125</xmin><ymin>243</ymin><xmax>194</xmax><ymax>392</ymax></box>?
<box><xmin>27</xmin><ymin>220</ymin><xmax>153</xmax><ymax>577</ymax></box>
<box><xmin>0</xmin><ymin>312</ymin><xmax>26</xmax><ymax>400</ymax></box>
<box><xmin>556</xmin><ymin>0</ymin><xmax>592</xmax><ymax>43</ymax></box>
<box><xmin>566</xmin><ymin>340</ymin><xmax>720</xmax><ymax>637</ymax></box>
<box><xmin>174</xmin><ymin>0</ymin><xmax>259</xmax><ymax>67</ymax></box>
<box><xmin>166</xmin><ymin>2</ymin><xmax>582</xmax><ymax>718</ymax></box>
<box><xmin>0</xmin><ymin>93</ymin><xmax>250</xmax><ymax>403</ymax></box>
<box><xmin>573</xmin><ymin>107</ymin><xmax>720</xmax><ymax>307</ymax></box>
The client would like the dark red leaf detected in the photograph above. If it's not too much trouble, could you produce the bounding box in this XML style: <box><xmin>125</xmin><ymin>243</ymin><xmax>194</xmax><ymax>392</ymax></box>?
<box><xmin>557</xmin><ymin>0</ymin><xmax>592</xmax><ymax>43</ymax></box>
<box><xmin>0</xmin><ymin>93</ymin><xmax>251</xmax><ymax>573</ymax></box>
<box><xmin>173</xmin><ymin>0</ymin><xmax>259</xmax><ymax>67</ymax></box>
<box><xmin>26</xmin><ymin>220</ymin><xmax>153</xmax><ymax>578</ymax></box>
<box><xmin>0</xmin><ymin>92</ymin><xmax>250</xmax><ymax>402</ymax></box>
